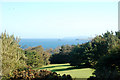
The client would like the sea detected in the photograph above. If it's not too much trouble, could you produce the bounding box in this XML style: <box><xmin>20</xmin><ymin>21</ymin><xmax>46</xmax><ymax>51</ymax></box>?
<box><xmin>19</xmin><ymin>39</ymin><xmax>90</xmax><ymax>49</ymax></box>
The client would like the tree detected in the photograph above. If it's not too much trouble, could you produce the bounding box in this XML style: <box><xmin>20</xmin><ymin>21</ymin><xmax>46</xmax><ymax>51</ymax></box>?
<box><xmin>115</xmin><ymin>30</ymin><xmax>120</xmax><ymax>39</ymax></box>
<box><xmin>90</xmin><ymin>45</ymin><xmax>120</xmax><ymax>80</ymax></box>
<box><xmin>25</xmin><ymin>51</ymin><xmax>42</xmax><ymax>67</ymax></box>
<box><xmin>1</xmin><ymin>31</ymin><xmax>26</xmax><ymax>76</ymax></box>
<box><xmin>69</xmin><ymin>43</ymin><xmax>92</xmax><ymax>67</ymax></box>
<box><xmin>69</xmin><ymin>31</ymin><xmax>120</xmax><ymax>67</ymax></box>
<box><xmin>90</xmin><ymin>31</ymin><xmax>120</xmax><ymax>66</ymax></box>
<box><xmin>25</xmin><ymin>45</ymin><xmax>51</xmax><ymax>66</ymax></box>
<box><xmin>0</xmin><ymin>38</ymin><xmax>2</xmax><ymax>78</ymax></box>
<box><xmin>50</xmin><ymin>45</ymin><xmax>72</xmax><ymax>64</ymax></box>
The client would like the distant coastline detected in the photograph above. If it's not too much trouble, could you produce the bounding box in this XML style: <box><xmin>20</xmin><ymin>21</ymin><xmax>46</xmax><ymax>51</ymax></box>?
<box><xmin>19</xmin><ymin>39</ymin><xmax>90</xmax><ymax>49</ymax></box>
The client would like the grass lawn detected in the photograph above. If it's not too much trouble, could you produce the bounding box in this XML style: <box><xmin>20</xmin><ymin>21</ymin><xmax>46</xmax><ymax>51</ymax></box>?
<box><xmin>34</xmin><ymin>63</ymin><xmax>94</xmax><ymax>79</ymax></box>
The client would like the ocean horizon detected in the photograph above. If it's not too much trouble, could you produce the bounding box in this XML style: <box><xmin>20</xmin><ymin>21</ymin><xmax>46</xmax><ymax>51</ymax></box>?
<box><xmin>19</xmin><ymin>39</ymin><xmax>90</xmax><ymax>49</ymax></box>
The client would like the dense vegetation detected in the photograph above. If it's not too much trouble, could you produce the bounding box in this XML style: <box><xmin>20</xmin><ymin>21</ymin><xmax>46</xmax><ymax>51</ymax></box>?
<box><xmin>25</xmin><ymin>46</ymin><xmax>51</xmax><ymax>67</ymax></box>
<box><xmin>8</xmin><ymin>66</ymin><xmax>72</xmax><ymax>80</ymax></box>
<box><xmin>50</xmin><ymin>31</ymin><xmax>120</xmax><ymax>79</ymax></box>
<box><xmin>1</xmin><ymin>32</ymin><xmax>27</xmax><ymax>77</ymax></box>
<box><xmin>1</xmin><ymin>30</ymin><xmax>120</xmax><ymax>80</ymax></box>
<box><xmin>50</xmin><ymin>45</ymin><xmax>72</xmax><ymax>64</ymax></box>
<box><xmin>0</xmin><ymin>32</ymin><xmax>71</xmax><ymax>80</ymax></box>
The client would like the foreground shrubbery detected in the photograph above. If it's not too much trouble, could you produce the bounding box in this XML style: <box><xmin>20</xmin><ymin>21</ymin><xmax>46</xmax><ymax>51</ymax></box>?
<box><xmin>7</xmin><ymin>67</ymin><xmax>72</xmax><ymax>80</ymax></box>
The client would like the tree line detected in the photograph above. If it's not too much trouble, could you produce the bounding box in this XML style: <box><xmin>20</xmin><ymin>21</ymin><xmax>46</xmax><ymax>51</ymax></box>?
<box><xmin>1</xmin><ymin>31</ymin><xmax>120</xmax><ymax>80</ymax></box>
<box><xmin>50</xmin><ymin>31</ymin><xmax>120</xmax><ymax>80</ymax></box>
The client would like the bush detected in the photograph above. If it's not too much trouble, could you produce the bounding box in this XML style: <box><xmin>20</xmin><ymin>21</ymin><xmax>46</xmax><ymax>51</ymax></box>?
<box><xmin>8</xmin><ymin>67</ymin><xmax>72</xmax><ymax>80</ymax></box>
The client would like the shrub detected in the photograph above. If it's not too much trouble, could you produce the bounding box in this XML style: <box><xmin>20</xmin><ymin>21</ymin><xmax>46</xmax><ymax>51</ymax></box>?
<box><xmin>8</xmin><ymin>67</ymin><xmax>72</xmax><ymax>80</ymax></box>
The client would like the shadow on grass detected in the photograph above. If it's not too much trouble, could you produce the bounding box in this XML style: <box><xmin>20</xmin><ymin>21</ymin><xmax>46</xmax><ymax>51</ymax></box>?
<box><xmin>37</xmin><ymin>64</ymin><xmax>91</xmax><ymax>72</ymax></box>
<box><xmin>40</xmin><ymin>64</ymin><xmax>70</xmax><ymax>69</ymax></box>
<box><xmin>51</xmin><ymin>65</ymin><xmax>90</xmax><ymax>72</ymax></box>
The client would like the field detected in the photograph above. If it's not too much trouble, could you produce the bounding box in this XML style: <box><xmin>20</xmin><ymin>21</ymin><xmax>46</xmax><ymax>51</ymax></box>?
<box><xmin>34</xmin><ymin>64</ymin><xmax>94</xmax><ymax>79</ymax></box>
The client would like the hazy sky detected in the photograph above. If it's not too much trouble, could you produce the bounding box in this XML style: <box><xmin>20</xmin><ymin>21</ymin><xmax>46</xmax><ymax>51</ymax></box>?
<box><xmin>0</xmin><ymin>0</ymin><xmax>118</xmax><ymax>38</ymax></box>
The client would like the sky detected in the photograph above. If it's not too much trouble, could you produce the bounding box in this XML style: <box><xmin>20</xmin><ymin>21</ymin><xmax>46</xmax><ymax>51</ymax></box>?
<box><xmin>0</xmin><ymin>0</ymin><xmax>119</xmax><ymax>39</ymax></box>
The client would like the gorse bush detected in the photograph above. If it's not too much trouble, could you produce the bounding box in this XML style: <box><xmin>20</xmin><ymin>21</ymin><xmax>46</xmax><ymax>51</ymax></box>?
<box><xmin>8</xmin><ymin>67</ymin><xmax>72</xmax><ymax>80</ymax></box>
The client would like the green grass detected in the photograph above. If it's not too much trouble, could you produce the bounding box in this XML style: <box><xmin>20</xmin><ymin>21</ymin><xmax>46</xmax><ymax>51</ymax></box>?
<box><xmin>33</xmin><ymin>63</ymin><xmax>94</xmax><ymax>78</ymax></box>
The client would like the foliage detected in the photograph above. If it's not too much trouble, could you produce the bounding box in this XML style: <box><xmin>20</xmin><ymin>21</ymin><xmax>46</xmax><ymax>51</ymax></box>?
<box><xmin>69</xmin><ymin>43</ymin><xmax>92</xmax><ymax>67</ymax></box>
<box><xmin>1</xmin><ymin>31</ymin><xmax>27</xmax><ymax>76</ymax></box>
<box><xmin>69</xmin><ymin>31</ymin><xmax>120</xmax><ymax>67</ymax></box>
<box><xmin>50</xmin><ymin>45</ymin><xmax>72</xmax><ymax>64</ymax></box>
<box><xmin>88</xmin><ymin>45</ymin><xmax>120</xmax><ymax>80</ymax></box>
<box><xmin>115</xmin><ymin>30</ymin><xmax>120</xmax><ymax>39</ymax></box>
<box><xmin>88</xmin><ymin>31</ymin><xmax>120</xmax><ymax>80</ymax></box>
<box><xmin>2</xmin><ymin>30</ymin><xmax>120</xmax><ymax>79</ymax></box>
<box><xmin>90</xmin><ymin>31</ymin><xmax>120</xmax><ymax>66</ymax></box>
<box><xmin>0</xmin><ymin>37</ymin><xmax>2</xmax><ymax>78</ymax></box>
<box><xmin>50</xmin><ymin>53</ymin><xmax>70</xmax><ymax>64</ymax></box>
<box><xmin>25</xmin><ymin>45</ymin><xmax>51</xmax><ymax>67</ymax></box>
<box><xmin>59</xmin><ymin>45</ymin><xmax>72</xmax><ymax>54</ymax></box>
<box><xmin>25</xmin><ymin>51</ymin><xmax>43</xmax><ymax>67</ymax></box>
<box><xmin>8</xmin><ymin>66</ymin><xmax>72</xmax><ymax>80</ymax></box>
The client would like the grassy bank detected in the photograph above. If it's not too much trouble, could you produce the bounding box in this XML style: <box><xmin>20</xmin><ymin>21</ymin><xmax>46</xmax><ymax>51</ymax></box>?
<box><xmin>34</xmin><ymin>63</ymin><xmax>94</xmax><ymax>78</ymax></box>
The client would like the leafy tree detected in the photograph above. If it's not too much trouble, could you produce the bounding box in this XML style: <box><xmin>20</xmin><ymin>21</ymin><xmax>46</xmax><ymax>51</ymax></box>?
<box><xmin>90</xmin><ymin>31</ymin><xmax>120</xmax><ymax>66</ymax></box>
<box><xmin>59</xmin><ymin>45</ymin><xmax>72</xmax><ymax>54</ymax></box>
<box><xmin>69</xmin><ymin>43</ymin><xmax>92</xmax><ymax>67</ymax></box>
<box><xmin>1</xmin><ymin>32</ymin><xmax>26</xmax><ymax>76</ymax></box>
<box><xmin>50</xmin><ymin>45</ymin><xmax>72</xmax><ymax>64</ymax></box>
<box><xmin>25</xmin><ymin>45</ymin><xmax>51</xmax><ymax>66</ymax></box>
<box><xmin>90</xmin><ymin>45</ymin><xmax>120</xmax><ymax>80</ymax></box>
<box><xmin>69</xmin><ymin>31</ymin><xmax>120</xmax><ymax>67</ymax></box>
<box><xmin>25</xmin><ymin>51</ymin><xmax>43</xmax><ymax>67</ymax></box>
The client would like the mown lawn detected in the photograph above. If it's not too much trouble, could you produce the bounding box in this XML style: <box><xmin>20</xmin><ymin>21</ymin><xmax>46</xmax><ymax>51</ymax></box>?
<box><xmin>34</xmin><ymin>63</ymin><xmax>94</xmax><ymax>79</ymax></box>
